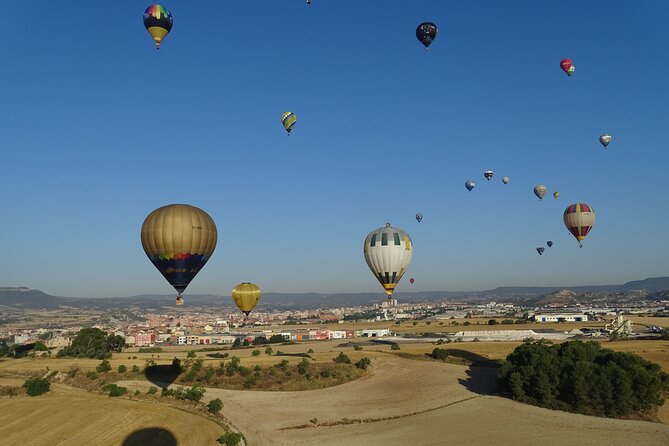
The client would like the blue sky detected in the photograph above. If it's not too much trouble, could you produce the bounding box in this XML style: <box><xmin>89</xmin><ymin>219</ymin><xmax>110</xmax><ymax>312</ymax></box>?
<box><xmin>1</xmin><ymin>1</ymin><xmax>668</xmax><ymax>298</ymax></box>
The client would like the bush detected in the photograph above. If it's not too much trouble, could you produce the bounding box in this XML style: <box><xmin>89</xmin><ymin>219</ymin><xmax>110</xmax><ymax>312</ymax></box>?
<box><xmin>103</xmin><ymin>383</ymin><xmax>127</xmax><ymax>397</ymax></box>
<box><xmin>117</xmin><ymin>365</ymin><xmax>127</xmax><ymax>373</ymax></box>
<box><xmin>251</xmin><ymin>349</ymin><xmax>261</xmax><ymax>356</ymax></box>
<box><xmin>355</xmin><ymin>357</ymin><xmax>371</xmax><ymax>370</ymax></box>
<box><xmin>138</xmin><ymin>347</ymin><xmax>162</xmax><ymax>353</ymax></box>
<box><xmin>131</xmin><ymin>365</ymin><xmax>140</xmax><ymax>373</ymax></box>
<box><xmin>86</xmin><ymin>371</ymin><xmax>98</xmax><ymax>380</ymax></box>
<box><xmin>353</xmin><ymin>345</ymin><xmax>362</xmax><ymax>351</ymax></box>
<box><xmin>217</xmin><ymin>432</ymin><xmax>242</xmax><ymax>446</ymax></box>
<box><xmin>498</xmin><ymin>340</ymin><xmax>669</xmax><ymax>418</ymax></box>
<box><xmin>264</xmin><ymin>347</ymin><xmax>273</xmax><ymax>355</ymax></box>
<box><xmin>390</xmin><ymin>343</ymin><xmax>400</xmax><ymax>351</ymax></box>
<box><xmin>431</xmin><ymin>348</ymin><xmax>449</xmax><ymax>361</ymax></box>
<box><xmin>187</xmin><ymin>351</ymin><xmax>196</xmax><ymax>358</ymax></box>
<box><xmin>208</xmin><ymin>398</ymin><xmax>224</xmax><ymax>413</ymax></box>
<box><xmin>184</xmin><ymin>385</ymin><xmax>205</xmax><ymax>402</ymax></box>
<box><xmin>147</xmin><ymin>386</ymin><xmax>158</xmax><ymax>394</ymax></box>
<box><xmin>307</xmin><ymin>348</ymin><xmax>314</xmax><ymax>354</ymax></box>
<box><xmin>333</xmin><ymin>352</ymin><xmax>351</xmax><ymax>364</ymax></box>
<box><xmin>96</xmin><ymin>359</ymin><xmax>112</xmax><ymax>373</ymax></box>
<box><xmin>297</xmin><ymin>358</ymin><xmax>310</xmax><ymax>375</ymax></box>
<box><xmin>67</xmin><ymin>366</ymin><xmax>79</xmax><ymax>378</ymax></box>
<box><xmin>23</xmin><ymin>378</ymin><xmax>50</xmax><ymax>396</ymax></box>
<box><xmin>488</xmin><ymin>319</ymin><xmax>498</xmax><ymax>325</ymax></box>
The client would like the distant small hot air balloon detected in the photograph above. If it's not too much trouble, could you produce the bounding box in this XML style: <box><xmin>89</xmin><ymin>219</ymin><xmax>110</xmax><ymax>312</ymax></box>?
<box><xmin>560</xmin><ymin>58</ymin><xmax>575</xmax><ymax>76</ymax></box>
<box><xmin>534</xmin><ymin>184</ymin><xmax>548</xmax><ymax>200</ymax></box>
<box><xmin>281</xmin><ymin>111</ymin><xmax>297</xmax><ymax>135</ymax></box>
<box><xmin>465</xmin><ymin>180</ymin><xmax>475</xmax><ymax>192</ymax></box>
<box><xmin>536</xmin><ymin>247</ymin><xmax>545</xmax><ymax>255</ymax></box>
<box><xmin>599</xmin><ymin>134</ymin><xmax>612</xmax><ymax>149</ymax></box>
<box><xmin>415</xmin><ymin>213</ymin><xmax>423</xmax><ymax>223</ymax></box>
<box><xmin>232</xmin><ymin>282</ymin><xmax>261</xmax><ymax>316</ymax></box>
<box><xmin>502</xmin><ymin>176</ymin><xmax>509</xmax><ymax>185</ymax></box>
<box><xmin>410</xmin><ymin>277</ymin><xmax>415</xmax><ymax>284</ymax></box>
<box><xmin>553</xmin><ymin>191</ymin><xmax>560</xmax><ymax>200</ymax></box>
<box><xmin>484</xmin><ymin>170</ymin><xmax>494</xmax><ymax>181</ymax></box>
<box><xmin>564</xmin><ymin>203</ymin><xmax>595</xmax><ymax>248</ymax></box>
<box><xmin>547</xmin><ymin>241</ymin><xmax>553</xmax><ymax>248</ymax></box>
<box><xmin>416</xmin><ymin>22</ymin><xmax>438</xmax><ymax>49</ymax></box>
<box><xmin>143</xmin><ymin>5</ymin><xmax>173</xmax><ymax>49</ymax></box>
<box><xmin>363</xmin><ymin>223</ymin><xmax>413</xmax><ymax>300</ymax></box>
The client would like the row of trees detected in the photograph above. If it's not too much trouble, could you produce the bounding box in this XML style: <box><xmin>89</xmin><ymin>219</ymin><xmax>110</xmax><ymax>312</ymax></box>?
<box><xmin>498</xmin><ymin>340</ymin><xmax>669</xmax><ymax>418</ymax></box>
<box><xmin>57</xmin><ymin>328</ymin><xmax>125</xmax><ymax>359</ymax></box>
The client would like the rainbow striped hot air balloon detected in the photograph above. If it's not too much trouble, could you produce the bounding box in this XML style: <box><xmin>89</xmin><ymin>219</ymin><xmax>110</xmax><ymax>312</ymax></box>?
<box><xmin>563</xmin><ymin>203</ymin><xmax>595</xmax><ymax>248</ymax></box>
<box><xmin>143</xmin><ymin>5</ymin><xmax>173</xmax><ymax>49</ymax></box>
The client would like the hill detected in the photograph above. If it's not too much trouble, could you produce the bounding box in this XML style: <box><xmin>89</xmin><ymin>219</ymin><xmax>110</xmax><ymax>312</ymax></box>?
<box><xmin>1</xmin><ymin>276</ymin><xmax>667</xmax><ymax>310</ymax></box>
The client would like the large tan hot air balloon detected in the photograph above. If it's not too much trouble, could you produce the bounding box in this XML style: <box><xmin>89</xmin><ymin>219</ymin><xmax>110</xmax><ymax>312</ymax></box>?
<box><xmin>363</xmin><ymin>223</ymin><xmax>413</xmax><ymax>300</ymax></box>
<box><xmin>141</xmin><ymin>204</ymin><xmax>217</xmax><ymax>305</ymax></box>
<box><xmin>231</xmin><ymin>282</ymin><xmax>261</xmax><ymax>316</ymax></box>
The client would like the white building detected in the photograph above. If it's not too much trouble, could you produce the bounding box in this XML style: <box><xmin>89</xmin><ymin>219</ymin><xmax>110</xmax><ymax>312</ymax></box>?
<box><xmin>535</xmin><ymin>313</ymin><xmax>588</xmax><ymax>323</ymax></box>
<box><xmin>362</xmin><ymin>328</ymin><xmax>391</xmax><ymax>337</ymax></box>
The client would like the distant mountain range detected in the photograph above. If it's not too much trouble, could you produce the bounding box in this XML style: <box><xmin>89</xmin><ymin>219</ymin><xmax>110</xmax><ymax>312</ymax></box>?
<box><xmin>1</xmin><ymin>276</ymin><xmax>668</xmax><ymax>311</ymax></box>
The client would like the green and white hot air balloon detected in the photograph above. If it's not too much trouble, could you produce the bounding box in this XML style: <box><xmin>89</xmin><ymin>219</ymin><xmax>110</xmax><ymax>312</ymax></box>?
<box><xmin>363</xmin><ymin>223</ymin><xmax>413</xmax><ymax>300</ymax></box>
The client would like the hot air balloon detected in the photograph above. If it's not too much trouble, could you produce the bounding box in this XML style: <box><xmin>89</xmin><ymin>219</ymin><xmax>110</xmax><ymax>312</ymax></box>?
<box><xmin>484</xmin><ymin>170</ymin><xmax>494</xmax><ymax>181</ymax></box>
<box><xmin>415</xmin><ymin>213</ymin><xmax>423</xmax><ymax>223</ymax></box>
<box><xmin>410</xmin><ymin>277</ymin><xmax>415</xmax><ymax>284</ymax></box>
<box><xmin>231</xmin><ymin>282</ymin><xmax>261</xmax><ymax>316</ymax></box>
<box><xmin>536</xmin><ymin>247</ymin><xmax>545</xmax><ymax>255</ymax></box>
<box><xmin>547</xmin><ymin>241</ymin><xmax>553</xmax><ymax>248</ymax></box>
<box><xmin>281</xmin><ymin>111</ymin><xmax>297</xmax><ymax>135</ymax></box>
<box><xmin>465</xmin><ymin>180</ymin><xmax>475</xmax><ymax>192</ymax></box>
<box><xmin>534</xmin><ymin>184</ymin><xmax>548</xmax><ymax>200</ymax></box>
<box><xmin>416</xmin><ymin>22</ymin><xmax>438</xmax><ymax>49</ymax></box>
<box><xmin>143</xmin><ymin>5</ymin><xmax>173</xmax><ymax>49</ymax></box>
<box><xmin>563</xmin><ymin>203</ymin><xmax>595</xmax><ymax>248</ymax></box>
<box><xmin>502</xmin><ymin>176</ymin><xmax>509</xmax><ymax>185</ymax></box>
<box><xmin>599</xmin><ymin>134</ymin><xmax>612</xmax><ymax>149</ymax></box>
<box><xmin>141</xmin><ymin>204</ymin><xmax>217</xmax><ymax>305</ymax></box>
<box><xmin>560</xmin><ymin>58</ymin><xmax>575</xmax><ymax>76</ymax></box>
<box><xmin>553</xmin><ymin>191</ymin><xmax>560</xmax><ymax>200</ymax></box>
<box><xmin>363</xmin><ymin>223</ymin><xmax>413</xmax><ymax>300</ymax></box>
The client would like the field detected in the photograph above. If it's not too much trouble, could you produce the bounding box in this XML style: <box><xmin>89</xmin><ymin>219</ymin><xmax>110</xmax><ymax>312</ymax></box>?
<box><xmin>1</xmin><ymin>338</ymin><xmax>668</xmax><ymax>445</ymax></box>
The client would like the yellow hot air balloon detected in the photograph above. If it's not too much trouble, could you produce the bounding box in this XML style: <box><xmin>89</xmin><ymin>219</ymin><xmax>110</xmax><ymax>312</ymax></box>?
<box><xmin>141</xmin><ymin>204</ymin><xmax>217</xmax><ymax>305</ymax></box>
<box><xmin>281</xmin><ymin>111</ymin><xmax>297</xmax><ymax>135</ymax></box>
<box><xmin>231</xmin><ymin>282</ymin><xmax>261</xmax><ymax>316</ymax></box>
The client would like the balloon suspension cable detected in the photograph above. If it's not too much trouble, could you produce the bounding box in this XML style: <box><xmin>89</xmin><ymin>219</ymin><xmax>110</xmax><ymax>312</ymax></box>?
<box><xmin>579</xmin><ymin>242</ymin><xmax>583</xmax><ymax>249</ymax></box>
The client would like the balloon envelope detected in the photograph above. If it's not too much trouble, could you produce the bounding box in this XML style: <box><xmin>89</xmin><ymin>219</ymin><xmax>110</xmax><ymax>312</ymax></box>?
<box><xmin>547</xmin><ymin>241</ymin><xmax>553</xmax><ymax>248</ymax></box>
<box><xmin>484</xmin><ymin>170</ymin><xmax>493</xmax><ymax>181</ymax></box>
<box><xmin>534</xmin><ymin>185</ymin><xmax>548</xmax><ymax>200</ymax></box>
<box><xmin>410</xmin><ymin>277</ymin><xmax>415</xmax><ymax>284</ymax></box>
<box><xmin>415</xmin><ymin>213</ymin><xmax>423</xmax><ymax>223</ymax></box>
<box><xmin>231</xmin><ymin>282</ymin><xmax>261</xmax><ymax>316</ymax></box>
<box><xmin>363</xmin><ymin>223</ymin><xmax>413</xmax><ymax>299</ymax></box>
<box><xmin>502</xmin><ymin>176</ymin><xmax>509</xmax><ymax>185</ymax></box>
<box><xmin>553</xmin><ymin>191</ymin><xmax>560</xmax><ymax>200</ymax></box>
<box><xmin>563</xmin><ymin>203</ymin><xmax>595</xmax><ymax>246</ymax></box>
<box><xmin>536</xmin><ymin>247</ymin><xmax>545</xmax><ymax>255</ymax></box>
<box><xmin>465</xmin><ymin>180</ymin><xmax>475</xmax><ymax>192</ymax></box>
<box><xmin>141</xmin><ymin>204</ymin><xmax>217</xmax><ymax>299</ymax></box>
<box><xmin>143</xmin><ymin>5</ymin><xmax>173</xmax><ymax>49</ymax></box>
<box><xmin>416</xmin><ymin>22</ymin><xmax>438</xmax><ymax>48</ymax></box>
<box><xmin>281</xmin><ymin>112</ymin><xmax>297</xmax><ymax>134</ymax></box>
<box><xmin>599</xmin><ymin>134</ymin><xmax>612</xmax><ymax>148</ymax></box>
<box><xmin>560</xmin><ymin>58</ymin><xmax>574</xmax><ymax>76</ymax></box>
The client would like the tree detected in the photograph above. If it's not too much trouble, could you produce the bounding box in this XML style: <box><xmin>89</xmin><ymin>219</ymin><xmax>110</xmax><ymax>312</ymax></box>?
<box><xmin>232</xmin><ymin>338</ymin><xmax>242</xmax><ymax>348</ymax></box>
<box><xmin>23</xmin><ymin>378</ymin><xmax>50</xmax><ymax>396</ymax></box>
<box><xmin>265</xmin><ymin>347</ymin><xmax>273</xmax><ymax>355</ymax></box>
<box><xmin>57</xmin><ymin>328</ymin><xmax>123</xmax><ymax>359</ymax></box>
<box><xmin>488</xmin><ymin>319</ymin><xmax>499</xmax><ymax>325</ymax></box>
<box><xmin>96</xmin><ymin>359</ymin><xmax>112</xmax><ymax>373</ymax></box>
<box><xmin>103</xmin><ymin>383</ymin><xmax>127</xmax><ymax>397</ymax></box>
<box><xmin>184</xmin><ymin>385</ymin><xmax>206</xmax><ymax>402</ymax></box>
<box><xmin>431</xmin><ymin>348</ymin><xmax>449</xmax><ymax>361</ymax></box>
<box><xmin>187</xmin><ymin>351</ymin><xmax>196</xmax><ymax>358</ymax></box>
<box><xmin>251</xmin><ymin>349</ymin><xmax>261</xmax><ymax>356</ymax></box>
<box><xmin>117</xmin><ymin>364</ymin><xmax>127</xmax><ymax>373</ymax></box>
<box><xmin>217</xmin><ymin>432</ymin><xmax>242</xmax><ymax>446</ymax></box>
<box><xmin>297</xmin><ymin>358</ymin><xmax>310</xmax><ymax>375</ymax></box>
<box><xmin>208</xmin><ymin>398</ymin><xmax>223</xmax><ymax>413</ymax></box>
<box><xmin>390</xmin><ymin>343</ymin><xmax>400</xmax><ymax>351</ymax></box>
<box><xmin>355</xmin><ymin>357</ymin><xmax>371</xmax><ymax>370</ymax></box>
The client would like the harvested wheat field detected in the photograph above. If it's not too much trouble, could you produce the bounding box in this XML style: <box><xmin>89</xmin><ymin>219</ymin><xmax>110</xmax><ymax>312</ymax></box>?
<box><xmin>120</xmin><ymin>354</ymin><xmax>669</xmax><ymax>446</ymax></box>
<box><xmin>0</xmin><ymin>383</ymin><xmax>223</xmax><ymax>446</ymax></box>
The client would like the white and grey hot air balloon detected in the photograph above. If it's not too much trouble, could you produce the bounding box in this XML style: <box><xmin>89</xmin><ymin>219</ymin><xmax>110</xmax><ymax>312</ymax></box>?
<box><xmin>363</xmin><ymin>223</ymin><xmax>413</xmax><ymax>300</ymax></box>
<box><xmin>502</xmin><ymin>176</ymin><xmax>509</xmax><ymax>185</ymax></box>
<box><xmin>599</xmin><ymin>134</ymin><xmax>612</xmax><ymax>149</ymax></box>
<box><xmin>534</xmin><ymin>184</ymin><xmax>548</xmax><ymax>200</ymax></box>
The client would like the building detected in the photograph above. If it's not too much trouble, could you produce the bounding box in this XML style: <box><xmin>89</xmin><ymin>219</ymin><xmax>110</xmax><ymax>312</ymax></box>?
<box><xmin>135</xmin><ymin>333</ymin><xmax>156</xmax><ymax>347</ymax></box>
<box><xmin>534</xmin><ymin>313</ymin><xmax>588</xmax><ymax>323</ymax></box>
